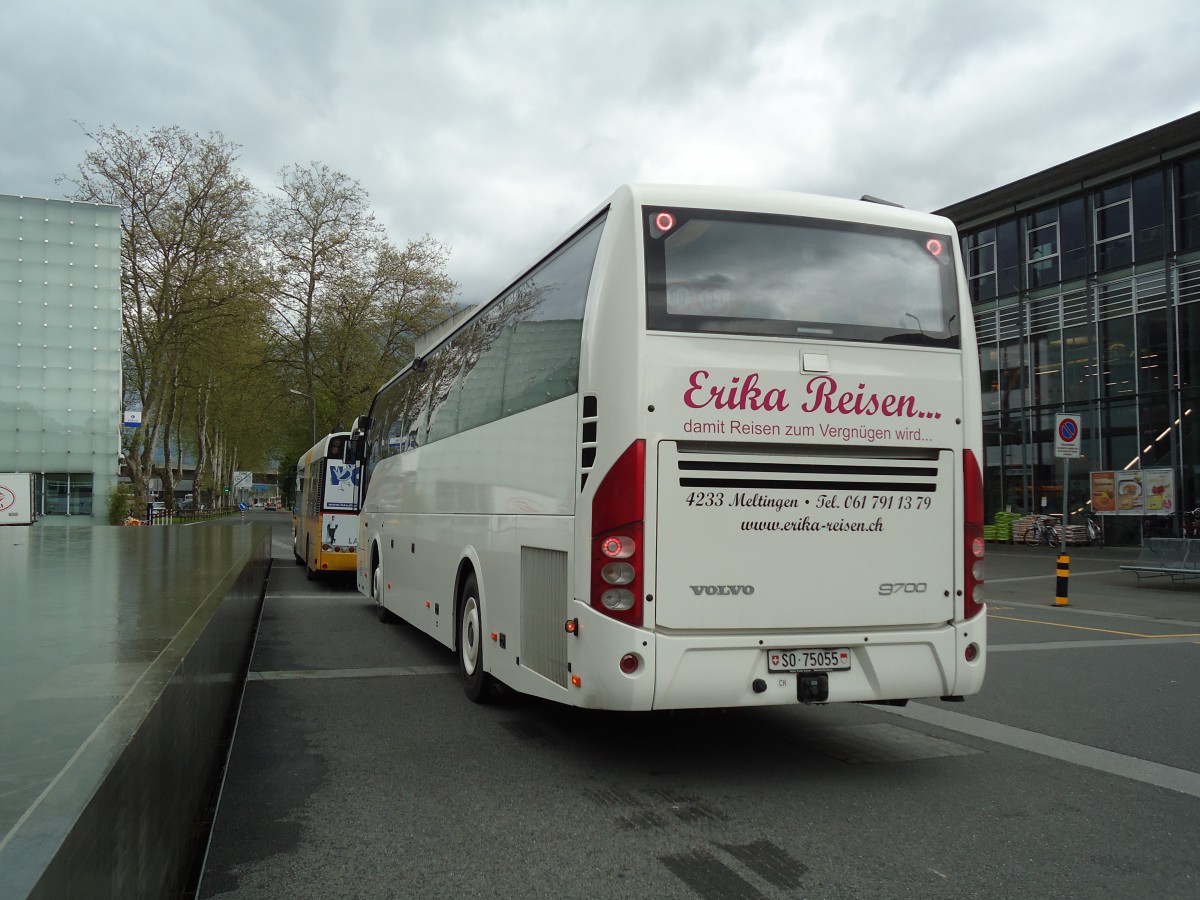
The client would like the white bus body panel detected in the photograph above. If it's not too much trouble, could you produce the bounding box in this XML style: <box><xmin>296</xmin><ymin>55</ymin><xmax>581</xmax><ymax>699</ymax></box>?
<box><xmin>649</xmin><ymin>338</ymin><xmax>964</xmax><ymax>633</ymax></box>
<box><xmin>360</xmin><ymin>397</ymin><xmax>581</xmax><ymax>704</ymax></box>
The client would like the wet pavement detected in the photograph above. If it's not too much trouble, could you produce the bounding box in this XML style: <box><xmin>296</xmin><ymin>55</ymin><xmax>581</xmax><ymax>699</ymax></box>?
<box><xmin>0</xmin><ymin>523</ymin><xmax>270</xmax><ymax>899</ymax></box>
<box><xmin>196</xmin><ymin>536</ymin><xmax>1200</xmax><ymax>899</ymax></box>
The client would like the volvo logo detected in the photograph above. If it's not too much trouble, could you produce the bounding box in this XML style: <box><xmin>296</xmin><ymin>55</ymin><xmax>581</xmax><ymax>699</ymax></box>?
<box><xmin>689</xmin><ymin>585</ymin><xmax>755</xmax><ymax>596</ymax></box>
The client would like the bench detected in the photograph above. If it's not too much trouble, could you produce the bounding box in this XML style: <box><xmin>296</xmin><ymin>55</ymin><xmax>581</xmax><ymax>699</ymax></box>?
<box><xmin>1119</xmin><ymin>538</ymin><xmax>1200</xmax><ymax>585</ymax></box>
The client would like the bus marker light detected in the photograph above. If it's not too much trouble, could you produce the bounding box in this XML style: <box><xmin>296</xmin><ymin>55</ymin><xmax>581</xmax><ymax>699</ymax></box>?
<box><xmin>925</xmin><ymin>238</ymin><xmax>944</xmax><ymax>257</ymax></box>
<box><xmin>654</xmin><ymin>211</ymin><xmax>675</xmax><ymax>233</ymax></box>
<box><xmin>565</xmin><ymin>619</ymin><xmax>578</xmax><ymax>634</ymax></box>
<box><xmin>571</xmin><ymin>675</ymin><xmax>582</xmax><ymax>688</ymax></box>
<box><xmin>491</xmin><ymin>632</ymin><xmax>498</xmax><ymax>642</ymax></box>
<box><xmin>965</xmin><ymin>643</ymin><xmax>979</xmax><ymax>662</ymax></box>
<box><xmin>619</xmin><ymin>654</ymin><xmax>639</xmax><ymax>674</ymax></box>
<box><xmin>425</xmin><ymin>601</ymin><xmax>431</xmax><ymax>608</ymax></box>
<box><xmin>601</xmin><ymin>536</ymin><xmax>634</xmax><ymax>559</ymax></box>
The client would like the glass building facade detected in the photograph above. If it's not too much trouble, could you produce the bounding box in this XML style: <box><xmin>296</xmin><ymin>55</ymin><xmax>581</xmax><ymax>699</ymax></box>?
<box><xmin>0</xmin><ymin>194</ymin><xmax>122</xmax><ymax>524</ymax></box>
<box><xmin>937</xmin><ymin>112</ymin><xmax>1200</xmax><ymax>545</ymax></box>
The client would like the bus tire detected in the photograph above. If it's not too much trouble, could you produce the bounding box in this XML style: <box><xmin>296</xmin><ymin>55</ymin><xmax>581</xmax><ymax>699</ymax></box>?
<box><xmin>373</xmin><ymin>553</ymin><xmax>392</xmax><ymax>623</ymax></box>
<box><xmin>305</xmin><ymin>540</ymin><xmax>318</xmax><ymax>581</ymax></box>
<box><xmin>293</xmin><ymin>531</ymin><xmax>303</xmax><ymax>565</ymax></box>
<box><xmin>457</xmin><ymin>573</ymin><xmax>491</xmax><ymax>703</ymax></box>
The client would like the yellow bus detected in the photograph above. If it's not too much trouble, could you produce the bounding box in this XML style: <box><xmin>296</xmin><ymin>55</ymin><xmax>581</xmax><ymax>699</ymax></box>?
<box><xmin>293</xmin><ymin>432</ymin><xmax>362</xmax><ymax>578</ymax></box>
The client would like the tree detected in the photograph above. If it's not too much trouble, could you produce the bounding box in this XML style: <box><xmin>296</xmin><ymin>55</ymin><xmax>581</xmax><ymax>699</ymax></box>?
<box><xmin>264</xmin><ymin>164</ymin><xmax>458</xmax><ymax>439</ymax></box>
<box><xmin>62</xmin><ymin>125</ymin><xmax>264</xmax><ymax>505</ymax></box>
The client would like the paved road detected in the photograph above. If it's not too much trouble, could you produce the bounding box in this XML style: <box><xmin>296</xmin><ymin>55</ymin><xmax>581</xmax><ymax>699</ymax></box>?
<box><xmin>198</xmin><ymin>519</ymin><xmax>1200</xmax><ymax>898</ymax></box>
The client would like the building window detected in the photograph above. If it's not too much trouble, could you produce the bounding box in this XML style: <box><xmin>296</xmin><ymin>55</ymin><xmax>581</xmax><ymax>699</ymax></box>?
<box><xmin>966</xmin><ymin>228</ymin><xmax>997</xmax><ymax>303</ymax></box>
<box><xmin>1027</xmin><ymin>206</ymin><xmax>1060</xmax><ymax>288</ymax></box>
<box><xmin>1133</xmin><ymin>170</ymin><xmax>1166</xmax><ymax>262</ymax></box>
<box><xmin>996</xmin><ymin>220</ymin><xmax>1021</xmax><ymax>296</ymax></box>
<box><xmin>43</xmin><ymin>473</ymin><xmax>94</xmax><ymax>516</ymax></box>
<box><xmin>1059</xmin><ymin>197</ymin><xmax>1088</xmax><ymax>281</ymax></box>
<box><xmin>1179</xmin><ymin>156</ymin><xmax>1200</xmax><ymax>252</ymax></box>
<box><xmin>1094</xmin><ymin>181</ymin><xmax>1132</xmax><ymax>271</ymax></box>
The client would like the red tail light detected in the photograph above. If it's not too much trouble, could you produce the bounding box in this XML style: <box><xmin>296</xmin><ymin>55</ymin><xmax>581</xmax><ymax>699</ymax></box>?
<box><xmin>591</xmin><ymin>441</ymin><xmax>645</xmax><ymax>626</ymax></box>
<box><xmin>963</xmin><ymin>449</ymin><xmax>985</xmax><ymax>620</ymax></box>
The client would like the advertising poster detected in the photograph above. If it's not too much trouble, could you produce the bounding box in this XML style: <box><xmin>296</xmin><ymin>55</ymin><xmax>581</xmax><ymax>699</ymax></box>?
<box><xmin>1090</xmin><ymin>471</ymin><xmax>1116</xmax><ymax>513</ymax></box>
<box><xmin>1143</xmin><ymin>469</ymin><xmax>1175</xmax><ymax>514</ymax></box>
<box><xmin>1114</xmin><ymin>472</ymin><xmax>1143</xmax><ymax>514</ymax></box>
<box><xmin>1090</xmin><ymin>468</ymin><xmax>1173</xmax><ymax>516</ymax></box>
<box><xmin>323</xmin><ymin>462</ymin><xmax>361</xmax><ymax>511</ymax></box>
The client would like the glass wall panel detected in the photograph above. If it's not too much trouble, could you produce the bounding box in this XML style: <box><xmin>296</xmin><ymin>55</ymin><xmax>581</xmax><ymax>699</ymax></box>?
<box><xmin>1179</xmin><ymin>301</ymin><xmax>1200</xmax><ymax>389</ymax></box>
<box><xmin>1180</xmin><ymin>387</ymin><xmax>1200</xmax><ymax>516</ymax></box>
<box><xmin>980</xmin><ymin>343</ymin><xmax>1001</xmax><ymax>413</ymax></box>
<box><xmin>1136</xmin><ymin>308</ymin><xmax>1170</xmax><ymax>395</ymax></box>
<box><xmin>966</xmin><ymin>228</ymin><xmax>997</xmax><ymax>303</ymax></box>
<box><xmin>998</xmin><ymin>339</ymin><xmax>1025</xmax><ymax>410</ymax></box>
<box><xmin>44</xmin><ymin>474</ymin><xmax>69</xmax><ymax>515</ymax></box>
<box><xmin>1062</xmin><ymin>323</ymin><xmax>1096</xmax><ymax>404</ymax></box>
<box><xmin>1133</xmin><ymin>170</ymin><xmax>1166</xmax><ymax>262</ymax></box>
<box><xmin>996</xmin><ymin>220</ymin><xmax>1020</xmax><ymax>296</ymax></box>
<box><xmin>1103</xmin><ymin>397</ymin><xmax>1140</xmax><ymax>471</ymax></box>
<box><xmin>1027</xmin><ymin>220</ymin><xmax>1059</xmax><ymax>288</ymax></box>
<box><xmin>1177</xmin><ymin>156</ymin><xmax>1200</xmax><ymax>252</ymax></box>
<box><xmin>1095</xmin><ymin>181</ymin><xmax>1133</xmax><ymax>271</ymax></box>
<box><xmin>1031</xmin><ymin>333</ymin><xmax>1062</xmax><ymax>406</ymax></box>
<box><xmin>1099</xmin><ymin>316</ymin><xmax>1136</xmax><ymax>398</ymax></box>
<box><xmin>1137</xmin><ymin>391</ymin><xmax>1174</xmax><ymax>469</ymax></box>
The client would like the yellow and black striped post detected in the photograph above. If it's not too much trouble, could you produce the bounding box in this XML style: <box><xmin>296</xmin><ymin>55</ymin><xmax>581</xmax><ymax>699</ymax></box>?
<box><xmin>1055</xmin><ymin>554</ymin><xmax>1070</xmax><ymax>606</ymax></box>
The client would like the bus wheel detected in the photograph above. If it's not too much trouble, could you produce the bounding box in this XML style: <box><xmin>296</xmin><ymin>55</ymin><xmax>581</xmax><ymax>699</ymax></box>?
<box><xmin>457</xmin><ymin>574</ymin><xmax>490</xmax><ymax>703</ymax></box>
<box><xmin>373</xmin><ymin>555</ymin><xmax>392</xmax><ymax>623</ymax></box>
<box><xmin>293</xmin><ymin>532</ymin><xmax>303</xmax><ymax>565</ymax></box>
<box><xmin>305</xmin><ymin>540</ymin><xmax>317</xmax><ymax>581</ymax></box>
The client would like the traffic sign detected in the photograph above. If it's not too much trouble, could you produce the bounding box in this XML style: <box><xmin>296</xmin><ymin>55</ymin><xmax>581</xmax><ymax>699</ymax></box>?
<box><xmin>1055</xmin><ymin>414</ymin><xmax>1081</xmax><ymax>459</ymax></box>
<box><xmin>232</xmin><ymin>470</ymin><xmax>253</xmax><ymax>491</ymax></box>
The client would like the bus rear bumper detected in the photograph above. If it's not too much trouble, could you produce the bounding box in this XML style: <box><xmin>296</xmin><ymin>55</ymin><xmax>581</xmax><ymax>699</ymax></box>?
<box><xmin>651</xmin><ymin>623</ymin><xmax>982</xmax><ymax>710</ymax></box>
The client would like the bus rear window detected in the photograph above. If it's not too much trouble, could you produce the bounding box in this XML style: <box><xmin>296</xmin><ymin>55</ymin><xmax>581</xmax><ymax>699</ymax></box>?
<box><xmin>644</xmin><ymin>207</ymin><xmax>960</xmax><ymax>347</ymax></box>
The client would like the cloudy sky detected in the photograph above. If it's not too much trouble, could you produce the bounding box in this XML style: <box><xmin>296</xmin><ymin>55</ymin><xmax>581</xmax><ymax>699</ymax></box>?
<box><xmin>3</xmin><ymin>0</ymin><xmax>1197</xmax><ymax>303</ymax></box>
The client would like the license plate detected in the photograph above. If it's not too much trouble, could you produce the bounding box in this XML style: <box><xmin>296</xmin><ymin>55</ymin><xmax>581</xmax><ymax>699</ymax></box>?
<box><xmin>767</xmin><ymin>647</ymin><xmax>851</xmax><ymax>673</ymax></box>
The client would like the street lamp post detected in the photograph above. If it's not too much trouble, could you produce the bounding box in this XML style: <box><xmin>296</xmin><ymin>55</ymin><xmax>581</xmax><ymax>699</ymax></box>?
<box><xmin>289</xmin><ymin>388</ymin><xmax>317</xmax><ymax>445</ymax></box>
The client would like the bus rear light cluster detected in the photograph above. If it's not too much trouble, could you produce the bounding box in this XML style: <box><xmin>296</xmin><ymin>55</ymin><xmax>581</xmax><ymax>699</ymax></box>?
<box><xmin>591</xmin><ymin>441</ymin><xmax>646</xmax><ymax>627</ymax></box>
<box><xmin>322</xmin><ymin>543</ymin><xmax>355</xmax><ymax>554</ymax></box>
<box><xmin>963</xmin><ymin>449</ymin><xmax>985</xmax><ymax>619</ymax></box>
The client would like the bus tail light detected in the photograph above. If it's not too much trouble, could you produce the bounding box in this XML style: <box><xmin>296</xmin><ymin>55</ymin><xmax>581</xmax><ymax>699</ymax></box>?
<box><xmin>591</xmin><ymin>441</ymin><xmax>645</xmax><ymax>627</ymax></box>
<box><xmin>963</xmin><ymin>449</ymin><xmax>985</xmax><ymax>620</ymax></box>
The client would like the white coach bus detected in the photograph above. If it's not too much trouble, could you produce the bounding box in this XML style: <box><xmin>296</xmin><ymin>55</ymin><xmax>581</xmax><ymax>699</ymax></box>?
<box><xmin>356</xmin><ymin>184</ymin><xmax>985</xmax><ymax>710</ymax></box>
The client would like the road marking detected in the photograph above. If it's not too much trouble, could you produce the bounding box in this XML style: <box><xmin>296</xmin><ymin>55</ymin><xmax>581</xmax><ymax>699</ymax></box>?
<box><xmin>994</xmin><ymin>599</ymin><xmax>1200</xmax><ymax>629</ymax></box>
<box><xmin>248</xmin><ymin>664</ymin><xmax>457</xmax><ymax>681</ymax></box>
<box><xmin>884</xmin><ymin>703</ymin><xmax>1200</xmax><ymax>800</ymax></box>
<box><xmin>992</xmin><ymin>636</ymin><xmax>1200</xmax><ymax>651</ymax></box>
<box><xmin>989</xmin><ymin>613</ymin><xmax>1200</xmax><ymax>639</ymax></box>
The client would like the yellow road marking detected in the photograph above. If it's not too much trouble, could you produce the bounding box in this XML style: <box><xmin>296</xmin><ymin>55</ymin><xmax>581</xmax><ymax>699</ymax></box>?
<box><xmin>988</xmin><ymin>613</ymin><xmax>1200</xmax><ymax>639</ymax></box>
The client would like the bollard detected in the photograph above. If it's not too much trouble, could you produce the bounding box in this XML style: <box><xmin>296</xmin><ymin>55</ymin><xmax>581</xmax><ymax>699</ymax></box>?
<box><xmin>1055</xmin><ymin>554</ymin><xmax>1070</xmax><ymax>606</ymax></box>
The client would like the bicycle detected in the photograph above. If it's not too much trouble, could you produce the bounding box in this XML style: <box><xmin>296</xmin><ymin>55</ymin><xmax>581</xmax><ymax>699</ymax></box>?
<box><xmin>1024</xmin><ymin>516</ymin><xmax>1059</xmax><ymax>547</ymax></box>
<box><xmin>1085</xmin><ymin>515</ymin><xmax>1104</xmax><ymax>548</ymax></box>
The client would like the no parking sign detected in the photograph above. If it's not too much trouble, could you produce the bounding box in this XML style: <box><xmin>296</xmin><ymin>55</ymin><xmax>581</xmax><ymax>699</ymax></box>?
<box><xmin>1055</xmin><ymin>414</ymin><xmax>1081</xmax><ymax>458</ymax></box>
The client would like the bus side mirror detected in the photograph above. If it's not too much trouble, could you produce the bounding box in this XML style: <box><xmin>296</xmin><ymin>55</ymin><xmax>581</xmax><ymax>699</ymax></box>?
<box><xmin>344</xmin><ymin>416</ymin><xmax>372</xmax><ymax>464</ymax></box>
<box><xmin>344</xmin><ymin>436</ymin><xmax>368</xmax><ymax>464</ymax></box>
